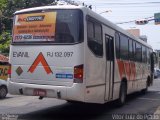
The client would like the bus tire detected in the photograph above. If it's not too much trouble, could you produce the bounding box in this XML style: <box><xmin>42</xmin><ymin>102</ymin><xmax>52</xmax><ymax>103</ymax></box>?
<box><xmin>141</xmin><ymin>87</ymin><xmax>148</xmax><ymax>94</ymax></box>
<box><xmin>141</xmin><ymin>80</ymin><xmax>149</xmax><ymax>94</ymax></box>
<box><xmin>0</xmin><ymin>86</ymin><xmax>8</xmax><ymax>99</ymax></box>
<box><xmin>67</xmin><ymin>100</ymin><xmax>82</xmax><ymax>104</ymax></box>
<box><xmin>117</xmin><ymin>81</ymin><xmax>127</xmax><ymax>106</ymax></box>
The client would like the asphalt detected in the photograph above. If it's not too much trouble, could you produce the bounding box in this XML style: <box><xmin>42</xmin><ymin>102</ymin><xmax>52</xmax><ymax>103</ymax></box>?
<box><xmin>150</xmin><ymin>78</ymin><xmax>160</xmax><ymax>119</ymax></box>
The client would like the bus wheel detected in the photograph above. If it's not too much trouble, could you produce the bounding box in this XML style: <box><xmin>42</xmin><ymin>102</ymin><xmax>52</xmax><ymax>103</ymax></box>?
<box><xmin>117</xmin><ymin>82</ymin><xmax>127</xmax><ymax>106</ymax></box>
<box><xmin>67</xmin><ymin>100</ymin><xmax>81</xmax><ymax>104</ymax></box>
<box><xmin>0</xmin><ymin>86</ymin><xmax>8</xmax><ymax>99</ymax></box>
<box><xmin>141</xmin><ymin>87</ymin><xmax>148</xmax><ymax>94</ymax></box>
<box><xmin>141</xmin><ymin>80</ymin><xmax>148</xmax><ymax>94</ymax></box>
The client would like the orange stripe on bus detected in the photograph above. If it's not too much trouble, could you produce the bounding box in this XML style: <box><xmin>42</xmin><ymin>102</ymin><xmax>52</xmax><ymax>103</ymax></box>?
<box><xmin>117</xmin><ymin>59</ymin><xmax>125</xmax><ymax>79</ymax></box>
<box><xmin>124</xmin><ymin>61</ymin><xmax>130</xmax><ymax>80</ymax></box>
<box><xmin>131</xmin><ymin>62</ymin><xmax>136</xmax><ymax>80</ymax></box>
<box><xmin>117</xmin><ymin>59</ymin><xmax>136</xmax><ymax>81</ymax></box>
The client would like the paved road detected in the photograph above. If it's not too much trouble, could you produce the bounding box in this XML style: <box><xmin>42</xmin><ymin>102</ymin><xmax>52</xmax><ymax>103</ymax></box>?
<box><xmin>0</xmin><ymin>79</ymin><xmax>160</xmax><ymax>120</ymax></box>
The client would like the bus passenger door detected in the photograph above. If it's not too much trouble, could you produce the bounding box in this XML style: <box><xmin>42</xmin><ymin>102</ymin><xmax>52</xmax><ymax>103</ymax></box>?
<box><xmin>105</xmin><ymin>34</ymin><xmax>114</xmax><ymax>101</ymax></box>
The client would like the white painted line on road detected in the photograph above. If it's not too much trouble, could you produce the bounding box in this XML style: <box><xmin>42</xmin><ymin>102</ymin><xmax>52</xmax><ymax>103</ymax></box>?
<box><xmin>154</xmin><ymin>106</ymin><xmax>160</xmax><ymax>115</ymax></box>
<box><xmin>138</xmin><ymin>97</ymin><xmax>160</xmax><ymax>101</ymax></box>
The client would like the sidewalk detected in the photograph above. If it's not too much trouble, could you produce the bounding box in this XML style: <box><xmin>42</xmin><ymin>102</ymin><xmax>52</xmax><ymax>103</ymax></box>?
<box><xmin>149</xmin><ymin>78</ymin><xmax>160</xmax><ymax>92</ymax></box>
<box><xmin>151</xmin><ymin>78</ymin><xmax>160</xmax><ymax>119</ymax></box>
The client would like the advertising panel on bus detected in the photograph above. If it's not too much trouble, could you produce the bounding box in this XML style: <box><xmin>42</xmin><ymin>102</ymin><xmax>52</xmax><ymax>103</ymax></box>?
<box><xmin>13</xmin><ymin>12</ymin><xmax>57</xmax><ymax>42</ymax></box>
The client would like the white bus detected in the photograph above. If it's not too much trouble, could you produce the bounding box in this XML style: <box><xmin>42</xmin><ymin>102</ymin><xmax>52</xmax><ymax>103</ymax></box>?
<box><xmin>8</xmin><ymin>5</ymin><xmax>155</xmax><ymax>105</ymax></box>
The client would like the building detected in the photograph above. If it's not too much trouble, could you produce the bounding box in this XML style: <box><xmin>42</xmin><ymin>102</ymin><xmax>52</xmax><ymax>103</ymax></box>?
<box><xmin>126</xmin><ymin>29</ymin><xmax>147</xmax><ymax>42</ymax></box>
<box><xmin>126</xmin><ymin>29</ymin><xmax>140</xmax><ymax>37</ymax></box>
<box><xmin>155</xmin><ymin>50</ymin><xmax>160</xmax><ymax>69</ymax></box>
<box><xmin>0</xmin><ymin>54</ymin><xmax>8</xmax><ymax>63</ymax></box>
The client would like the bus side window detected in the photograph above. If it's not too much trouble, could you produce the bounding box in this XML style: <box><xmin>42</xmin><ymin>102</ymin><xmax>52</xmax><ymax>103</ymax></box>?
<box><xmin>115</xmin><ymin>32</ymin><xmax>120</xmax><ymax>59</ymax></box>
<box><xmin>132</xmin><ymin>41</ymin><xmax>136</xmax><ymax>61</ymax></box>
<box><xmin>148</xmin><ymin>49</ymin><xmax>152</xmax><ymax>64</ymax></box>
<box><xmin>129</xmin><ymin>39</ymin><xmax>133</xmax><ymax>61</ymax></box>
<box><xmin>142</xmin><ymin>46</ymin><xmax>147</xmax><ymax>63</ymax></box>
<box><xmin>120</xmin><ymin>34</ymin><xmax>128</xmax><ymax>60</ymax></box>
<box><xmin>135</xmin><ymin>42</ymin><xmax>142</xmax><ymax>62</ymax></box>
<box><xmin>147</xmin><ymin>49</ymin><xmax>150</xmax><ymax>64</ymax></box>
<box><xmin>87</xmin><ymin>20</ymin><xmax>103</xmax><ymax>57</ymax></box>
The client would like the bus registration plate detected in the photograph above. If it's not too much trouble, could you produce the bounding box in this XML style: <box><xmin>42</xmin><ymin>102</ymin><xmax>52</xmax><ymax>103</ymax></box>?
<box><xmin>33</xmin><ymin>89</ymin><xmax>47</xmax><ymax>96</ymax></box>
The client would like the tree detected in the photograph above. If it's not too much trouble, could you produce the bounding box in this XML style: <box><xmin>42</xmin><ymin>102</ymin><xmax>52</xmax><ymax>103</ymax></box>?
<box><xmin>0</xmin><ymin>0</ymin><xmax>9</xmax><ymax>55</ymax></box>
<box><xmin>2</xmin><ymin>0</ymin><xmax>56</xmax><ymax>31</ymax></box>
<box><xmin>0</xmin><ymin>0</ymin><xmax>56</xmax><ymax>55</ymax></box>
<box><xmin>0</xmin><ymin>32</ymin><xmax>11</xmax><ymax>55</ymax></box>
<box><xmin>0</xmin><ymin>0</ymin><xmax>7</xmax><ymax>33</ymax></box>
<box><xmin>0</xmin><ymin>0</ymin><xmax>7</xmax><ymax>11</ymax></box>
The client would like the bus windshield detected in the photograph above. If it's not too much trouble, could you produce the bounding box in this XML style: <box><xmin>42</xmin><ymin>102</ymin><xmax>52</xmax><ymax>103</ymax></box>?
<box><xmin>12</xmin><ymin>9</ymin><xmax>83</xmax><ymax>44</ymax></box>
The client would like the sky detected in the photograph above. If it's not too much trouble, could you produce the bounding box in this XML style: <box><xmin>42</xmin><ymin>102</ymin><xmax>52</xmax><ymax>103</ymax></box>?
<box><xmin>75</xmin><ymin>0</ymin><xmax>160</xmax><ymax>50</ymax></box>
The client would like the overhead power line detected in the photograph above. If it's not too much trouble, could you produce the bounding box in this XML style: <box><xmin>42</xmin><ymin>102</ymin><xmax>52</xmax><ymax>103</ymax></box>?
<box><xmin>116</xmin><ymin>16</ymin><xmax>154</xmax><ymax>24</ymax></box>
<box><xmin>96</xmin><ymin>2</ymin><xmax>160</xmax><ymax>5</ymax></box>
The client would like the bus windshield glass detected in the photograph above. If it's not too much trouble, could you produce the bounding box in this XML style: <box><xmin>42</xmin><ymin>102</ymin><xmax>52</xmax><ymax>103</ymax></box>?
<box><xmin>12</xmin><ymin>9</ymin><xmax>83</xmax><ymax>44</ymax></box>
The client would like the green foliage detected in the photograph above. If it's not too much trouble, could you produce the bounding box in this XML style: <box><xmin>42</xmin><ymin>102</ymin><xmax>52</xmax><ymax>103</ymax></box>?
<box><xmin>3</xmin><ymin>0</ymin><xmax>55</xmax><ymax>17</ymax></box>
<box><xmin>0</xmin><ymin>31</ymin><xmax>11</xmax><ymax>56</ymax></box>
<box><xmin>0</xmin><ymin>0</ymin><xmax>55</xmax><ymax>55</ymax></box>
<box><xmin>2</xmin><ymin>0</ymin><xmax>56</xmax><ymax>28</ymax></box>
<box><xmin>0</xmin><ymin>0</ymin><xmax>7</xmax><ymax>11</ymax></box>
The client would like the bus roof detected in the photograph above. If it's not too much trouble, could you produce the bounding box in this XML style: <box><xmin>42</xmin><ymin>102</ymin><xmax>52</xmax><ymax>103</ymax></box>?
<box><xmin>14</xmin><ymin>5</ymin><xmax>84</xmax><ymax>14</ymax></box>
<box><xmin>14</xmin><ymin>5</ymin><xmax>152</xmax><ymax>49</ymax></box>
